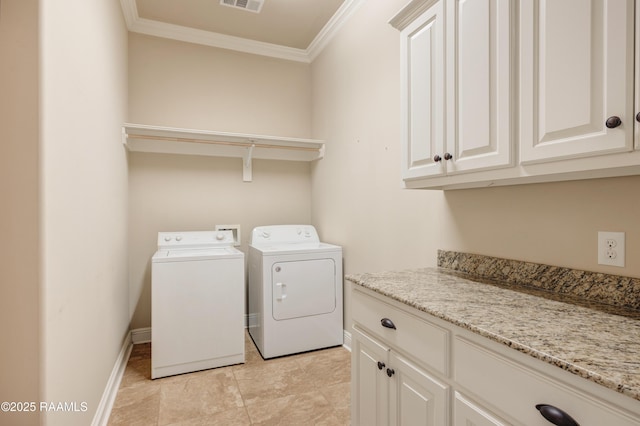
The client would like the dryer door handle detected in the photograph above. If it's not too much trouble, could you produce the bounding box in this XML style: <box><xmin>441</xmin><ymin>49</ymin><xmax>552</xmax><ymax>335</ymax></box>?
<box><xmin>275</xmin><ymin>282</ymin><xmax>287</xmax><ymax>301</ymax></box>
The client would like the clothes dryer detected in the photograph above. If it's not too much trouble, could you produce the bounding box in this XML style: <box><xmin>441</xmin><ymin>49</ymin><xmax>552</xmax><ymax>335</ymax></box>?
<box><xmin>248</xmin><ymin>225</ymin><xmax>343</xmax><ymax>358</ymax></box>
<box><xmin>152</xmin><ymin>230</ymin><xmax>244</xmax><ymax>379</ymax></box>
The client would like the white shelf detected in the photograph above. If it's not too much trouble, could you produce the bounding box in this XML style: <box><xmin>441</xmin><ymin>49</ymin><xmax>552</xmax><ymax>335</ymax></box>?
<box><xmin>122</xmin><ymin>123</ymin><xmax>325</xmax><ymax>181</ymax></box>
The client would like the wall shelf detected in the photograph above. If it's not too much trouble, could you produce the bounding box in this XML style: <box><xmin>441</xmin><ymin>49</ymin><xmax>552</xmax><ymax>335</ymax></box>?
<box><xmin>122</xmin><ymin>123</ymin><xmax>325</xmax><ymax>182</ymax></box>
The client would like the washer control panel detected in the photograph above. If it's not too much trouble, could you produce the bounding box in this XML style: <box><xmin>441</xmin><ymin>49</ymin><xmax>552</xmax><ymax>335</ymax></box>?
<box><xmin>157</xmin><ymin>230</ymin><xmax>234</xmax><ymax>249</ymax></box>
<box><xmin>250</xmin><ymin>225</ymin><xmax>319</xmax><ymax>245</ymax></box>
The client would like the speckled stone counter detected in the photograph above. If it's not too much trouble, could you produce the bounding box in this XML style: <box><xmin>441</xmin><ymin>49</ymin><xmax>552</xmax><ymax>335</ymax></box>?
<box><xmin>345</xmin><ymin>252</ymin><xmax>640</xmax><ymax>402</ymax></box>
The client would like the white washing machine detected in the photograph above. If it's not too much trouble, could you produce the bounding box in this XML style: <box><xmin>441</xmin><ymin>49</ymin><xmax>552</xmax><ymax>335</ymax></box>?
<box><xmin>248</xmin><ymin>225</ymin><xmax>343</xmax><ymax>359</ymax></box>
<box><xmin>151</xmin><ymin>230</ymin><xmax>244</xmax><ymax>379</ymax></box>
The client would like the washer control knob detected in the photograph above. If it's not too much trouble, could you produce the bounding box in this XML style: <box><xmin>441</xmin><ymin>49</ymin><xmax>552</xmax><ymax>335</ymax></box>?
<box><xmin>262</xmin><ymin>230</ymin><xmax>271</xmax><ymax>238</ymax></box>
<box><xmin>216</xmin><ymin>232</ymin><xmax>225</xmax><ymax>241</ymax></box>
<box><xmin>175</xmin><ymin>236</ymin><xmax>182</xmax><ymax>241</ymax></box>
<box><xmin>164</xmin><ymin>236</ymin><xmax>172</xmax><ymax>242</ymax></box>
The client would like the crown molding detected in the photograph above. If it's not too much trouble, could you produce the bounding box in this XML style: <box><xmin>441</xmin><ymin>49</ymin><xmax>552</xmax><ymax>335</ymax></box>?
<box><xmin>119</xmin><ymin>0</ymin><xmax>138</xmax><ymax>29</ymax></box>
<box><xmin>133</xmin><ymin>17</ymin><xmax>311</xmax><ymax>62</ymax></box>
<box><xmin>388</xmin><ymin>0</ymin><xmax>438</xmax><ymax>31</ymax></box>
<box><xmin>307</xmin><ymin>0</ymin><xmax>365</xmax><ymax>62</ymax></box>
<box><xmin>120</xmin><ymin>0</ymin><xmax>362</xmax><ymax>63</ymax></box>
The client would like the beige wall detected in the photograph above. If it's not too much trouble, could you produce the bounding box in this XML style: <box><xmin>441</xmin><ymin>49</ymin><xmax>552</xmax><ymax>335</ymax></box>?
<box><xmin>128</xmin><ymin>35</ymin><xmax>313</xmax><ymax>329</ymax></box>
<box><xmin>311</xmin><ymin>1</ymin><xmax>640</xmax><ymax>328</ymax></box>
<box><xmin>311</xmin><ymin>0</ymin><xmax>442</xmax><ymax>273</ymax></box>
<box><xmin>128</xmin><ymin>33</ymin><xmax>311</xmax><ymax>137</ymax></box>
<box><xmin>128</xmin><ymin>154</ymin><xmax>312</xmax><ymax>329</ymax></box>
<box><xmin>440</xmin><ymin>176</ymin><xmax>640</xmax><ymax>275</ymax></box>
<box><xmin>40</xmin><ymin>0</ymin><xmax>129</xmax><ymax>424</ymax></box>
<box><xmin>0</xmin><ymin>1</ymin><xmax>41</xmax><ymax>424</ymax></box>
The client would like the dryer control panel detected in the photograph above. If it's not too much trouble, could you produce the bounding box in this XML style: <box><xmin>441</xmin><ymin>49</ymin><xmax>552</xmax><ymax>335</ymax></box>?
<box><xmin>250</xmin><ymin>225</ymin><xmax>319</xmax><ymax>245</ymax></box>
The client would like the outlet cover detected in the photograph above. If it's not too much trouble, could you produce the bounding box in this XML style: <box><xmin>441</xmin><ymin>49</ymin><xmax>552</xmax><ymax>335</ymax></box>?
<box><xmin>598</xmin><ymin>231</ymin><xmax>625</xmax><ymax>267</ymax></box>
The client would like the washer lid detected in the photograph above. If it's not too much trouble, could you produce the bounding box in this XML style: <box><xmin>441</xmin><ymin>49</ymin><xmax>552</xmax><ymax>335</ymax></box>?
<box><xmin>152</xmin><ymin>246</ymin><xmax>243</xmax><ymax>262</ymax></box>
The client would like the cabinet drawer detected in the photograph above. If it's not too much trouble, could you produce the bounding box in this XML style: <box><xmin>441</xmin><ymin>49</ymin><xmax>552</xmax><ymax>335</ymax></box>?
<box><xmin>352</xmin><ymin>289</ymin><xmax>449</xmax><ymax>375</ymax></box>
<box><xmin>454</xmin><ymin>337</ymin><xmax>639</xmax><ymax>425</ymax></box>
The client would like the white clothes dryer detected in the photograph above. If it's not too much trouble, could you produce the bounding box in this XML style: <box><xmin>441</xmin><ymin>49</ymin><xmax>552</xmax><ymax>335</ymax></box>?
<box><xmin>248</xmin><ymin>225</ymin><xmax>343</xmax><ymax>359</ymax></box>
<box><xmin>152</xmin><ymin>230</ymin><xmax>244</xmax><ymax>379</ymax></box>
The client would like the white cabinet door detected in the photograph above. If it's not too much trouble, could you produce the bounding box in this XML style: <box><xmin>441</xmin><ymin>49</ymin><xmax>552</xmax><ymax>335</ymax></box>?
<box><xmin>389</xmin><ymin>352</ymin><xmax>449</xmax><ymax>426</ymax></box>
<box><xmin>519</xmin><ymin>0</ymin><xmax>634</xmax><ymax>164</ymax></box>
<box><xmin>400</xmin><ymin>0</ymin><xmax>513</xmax><ymax>181</ymax></box>
<box><xmin>454</xmin><ymin>392</ymin><xmax>510</xmax><ymax>426</ymax></box>
<box><xmin>445</xmin><ymin>0</ymin><xmax>513</xmax><ymax>174</ymax></box>
<box><xmin>400</xmin><ymin>0</ymin><xmax>445</xmax><ymax>180</ymax></box>
<box><xmin>352</xmin><ymin>326</ymin><xmax>448</xmax><ymax>426</ymax></box>
<box><xmin>351</xmin><ymin>327</ymin><xmax>390</xmax><ymax>426</ymax></box>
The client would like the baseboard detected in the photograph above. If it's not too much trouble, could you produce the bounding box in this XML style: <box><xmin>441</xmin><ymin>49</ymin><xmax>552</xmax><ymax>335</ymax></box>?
<box><xmin>91</xmin><ymin>331</ymin><xmax>133</xmax><ymax>426</ymax></box>
<box><xmin>246</xmin><ymin>313</ymin><xmax>257</xmax><ymax>328</ymax></box>
<box><xmin>131</xmin><ymin>327</ymin><xmax>151</xmax><ymax>344</ymax></box>
<box><xmin>342</xmin><ymin>329</ymin><xmax>352</xmax><ymax>352</ymax></box>
<box><xmin>129</xmin><ymin>325</ymin><xmax>351</xmax><ymax>350</ymax></box>
<box><xmin>131</xmin><ymin>321</ymin><xmax>248</xmax><ymax>342</ymax></box>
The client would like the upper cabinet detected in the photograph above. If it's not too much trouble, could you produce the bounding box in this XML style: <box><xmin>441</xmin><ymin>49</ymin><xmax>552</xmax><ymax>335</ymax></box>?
<box><xmin>391</xmin><ymin>0</ymin><xmax>640</xmax><ymax>190</ymax></box>
<box><xmin>393</xmin><ymin>0</ymin><xmax>513</xmax><ymax>181</ymax></box>
<box><xmin>445</xmin><ymin>0</ymin><xmax>513</xmax><ymax>174</ymax></box>
<box><xmin>398</xmin><ymin>0</ymin><xmax>445</xmax><ymax>180</ymax></box>
<box><xmin>519</xmin><ymin>0</ymin><xmax>634</xmax><ymax>163</ymax></box>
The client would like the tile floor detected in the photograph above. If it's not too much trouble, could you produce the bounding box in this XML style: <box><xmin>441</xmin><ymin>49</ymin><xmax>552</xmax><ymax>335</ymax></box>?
<box><xmin>107</xmin><ymin>332</ymin><xmax>351</xmax><ymax>425</ymax></box>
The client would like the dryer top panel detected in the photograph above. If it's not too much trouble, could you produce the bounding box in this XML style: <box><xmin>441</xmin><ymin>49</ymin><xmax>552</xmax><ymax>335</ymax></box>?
<box><xmin>252</xmin><ymin>242</ymin><xmax>342</xmax><ymax>256</ymax></box>
<box><xmin>250</xmin><ymin>225</ymin><xmax>320</xmax><ymax>245</ymax></box>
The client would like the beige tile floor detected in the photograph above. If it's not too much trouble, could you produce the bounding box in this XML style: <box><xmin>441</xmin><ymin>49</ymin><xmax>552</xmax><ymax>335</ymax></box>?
<box><xmin>108</xmin><ymin>332</ymin><xmax>351</xmax><ymax>425</ymax></box>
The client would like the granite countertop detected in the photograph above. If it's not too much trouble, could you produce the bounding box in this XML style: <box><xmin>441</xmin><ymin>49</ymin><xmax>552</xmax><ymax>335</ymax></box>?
<box><xmin>346</xmin><ymin>267</ymin><xmax>640</xmax><ymax>402</ymax></box>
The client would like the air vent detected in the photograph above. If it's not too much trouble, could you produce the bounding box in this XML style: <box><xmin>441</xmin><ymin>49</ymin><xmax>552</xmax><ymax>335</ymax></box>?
<box><xmin>220</xmin><ymin>0</ymin><xmax>264</xmax><ymax>13</ymax></box>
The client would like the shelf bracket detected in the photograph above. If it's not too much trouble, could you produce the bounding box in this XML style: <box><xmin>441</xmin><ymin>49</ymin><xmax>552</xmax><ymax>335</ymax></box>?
<box><xmin>242</xmin><ymin>143</ymin><xmax>255</xmax><ymax>182</ymax></box>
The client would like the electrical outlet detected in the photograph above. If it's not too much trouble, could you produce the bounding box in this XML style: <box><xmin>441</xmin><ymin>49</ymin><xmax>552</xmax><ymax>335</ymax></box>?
<box><xmin>598</xmin><ymin>231</ymin><xmax>625</xmax><ymax>267</ymax></box>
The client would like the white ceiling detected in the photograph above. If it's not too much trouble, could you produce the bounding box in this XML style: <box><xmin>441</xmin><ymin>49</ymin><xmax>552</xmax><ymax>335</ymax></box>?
<box><xmin>119</xmin><ymin>0</ymin><xmax>361</xmax><ymax>63</ymax></box>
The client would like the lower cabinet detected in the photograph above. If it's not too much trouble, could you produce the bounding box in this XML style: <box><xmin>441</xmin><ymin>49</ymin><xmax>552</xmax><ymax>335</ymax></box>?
<box><xmin>351</xmin><ymin>286</ymin><xmax>640</xmax><ymax>426</ymax></box>
<box><xmin>454</xmin><ymin>337</ymin><xmax>639</xmax><ymax>426</ymax></box>
<box><xmin>351</xmin><ymin>326</ymin><xmax>449</xmax><ymax>426</ymax></box>
<box><xmin>454</xmin><ymin>392</ymin><xmax>509</xmax><ymax>426</ymax></box>
<box><xmin>351</xmin><ymin>327</ymin><xmax>389</xmax><ymax>426</ymax></box>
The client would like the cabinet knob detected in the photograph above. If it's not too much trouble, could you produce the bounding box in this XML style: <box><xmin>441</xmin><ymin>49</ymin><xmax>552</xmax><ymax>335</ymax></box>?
<box><xmin>381</xmin><ymin>318</ymin><xmax>396</xmax><ymax>330</ymax></box>
<box><xmin>605</xmin><ymin>116</ymin><xmax>622</xmax><ymax>128</ymax></box>
<box><xmin>535</xmin><ymin>404</ymin><xmax>579</xmax><ymax>426</ymax></box>
<box><xmin>444</xmin><ymin>152</ymin><xmax>453</xmax><ymax>160</ymax></box>
<box><xmin>433</xmin><ymin>154</ymin><xmax>442</xmax><ymax>162</ymax></box>
<box><xmin>386</xmin><ymin>368</ymin><xmax>395</xmax><ymax>377</ymax></box>
<box><xmin>636</xmin><ymin>112</ymin><xmax>640</xmax><ymax>122</ymax></box>
<box><xmin>377</xmin><ymin>361</ymin><xmax>385</xmax><ymax>370</ymax></box>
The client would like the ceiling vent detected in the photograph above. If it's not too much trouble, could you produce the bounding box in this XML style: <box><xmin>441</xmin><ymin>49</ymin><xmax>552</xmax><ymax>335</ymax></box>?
<box><xmin>220</xmin><ymin>0</ymin><xmax>264</xmax><ymax>13</ymax></box>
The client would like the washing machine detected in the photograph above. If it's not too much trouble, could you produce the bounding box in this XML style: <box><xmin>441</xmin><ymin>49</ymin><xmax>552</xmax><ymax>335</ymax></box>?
<box><xmin>248</xmin><ymin>225</ymin><xmax>343</xmax><ymax>359</ymax></box>
<box><xmin>151</xmin><ymin>230</ymin><xmax>244</xmax><ymax>379</ymax></box>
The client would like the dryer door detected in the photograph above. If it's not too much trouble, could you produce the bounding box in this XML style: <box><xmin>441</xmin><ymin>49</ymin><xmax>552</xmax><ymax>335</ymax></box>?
<box><xmin>272</xmin><ymin>258</ymin><xmax>336</xmax><ymax>320</ymax></box>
